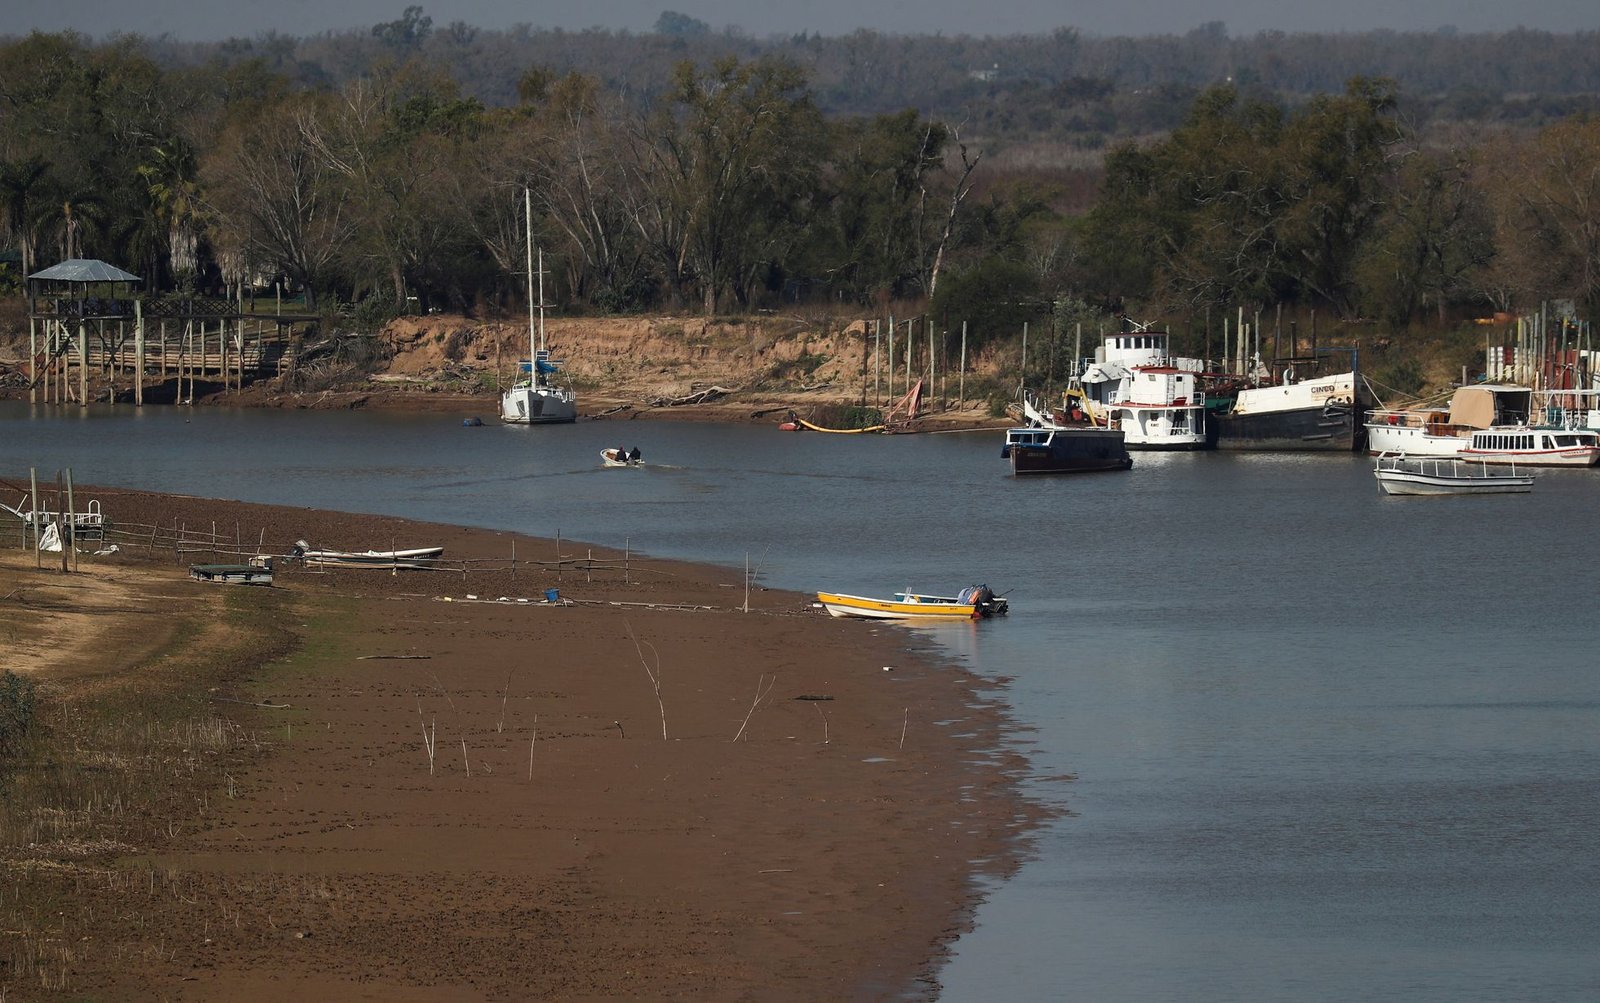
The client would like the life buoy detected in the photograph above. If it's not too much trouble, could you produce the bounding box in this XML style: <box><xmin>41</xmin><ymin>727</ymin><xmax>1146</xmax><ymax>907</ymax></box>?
<box><xmin>1387</xmin><ymin>414</ymin><xmax>1398</xmax><ymax>425</ymax></box>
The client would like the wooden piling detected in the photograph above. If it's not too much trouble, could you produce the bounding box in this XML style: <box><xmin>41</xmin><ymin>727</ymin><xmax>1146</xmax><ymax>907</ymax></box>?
<box><xmin>56</xmin><ymin>471</ymin><xmax>67</xmax><ymax>574</ymax></box>
<box><xmin>66</xmin><ymin>468</ymin><xmax>77</xmax><ymax>573</ymax></box>
<box><xmin>77</xmin><ymin>319</ymin><xmax>87</xmax><ymax>406</ymax></box>
<box><xmin>134</xmin><ymin>300</ymin><xmax>144</xmax><ymax>407</ymax></box>
<box><xmin>30</xmin><ymin>468</ymin><xmax>40</xmax><ymax>570</ymax></box>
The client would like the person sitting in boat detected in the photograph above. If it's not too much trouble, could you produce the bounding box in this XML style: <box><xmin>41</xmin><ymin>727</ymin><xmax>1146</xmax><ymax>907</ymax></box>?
<box><xmin>628</xmin><ymin>446</ymin><xmax>642</xmax><ymax>463</ymax></box>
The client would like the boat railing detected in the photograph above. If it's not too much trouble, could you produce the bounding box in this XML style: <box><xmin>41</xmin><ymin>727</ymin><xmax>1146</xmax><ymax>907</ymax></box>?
<box><xmin>1375</xmin><ymin>451</ymin><xmax>1520</xmax><ymax>478</ymax></box>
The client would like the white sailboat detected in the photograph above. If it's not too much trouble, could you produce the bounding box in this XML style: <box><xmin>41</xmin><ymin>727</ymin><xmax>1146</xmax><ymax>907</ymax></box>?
<box><xmin>500</xmin><ymin>188</ymin><xmax>577</xmax><ymax>425</ymax></box>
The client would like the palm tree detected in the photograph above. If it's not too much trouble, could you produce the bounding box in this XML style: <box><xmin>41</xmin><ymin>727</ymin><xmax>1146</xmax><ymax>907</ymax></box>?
<box><xmin>0</xmin><ymin>157</ymin><xmax>55</xmax><ymax>276</ymax></box>
<box><xmin>137</xmin><ymin>142</ymin><xmax>204</xmax><ymax>290</ymax></box>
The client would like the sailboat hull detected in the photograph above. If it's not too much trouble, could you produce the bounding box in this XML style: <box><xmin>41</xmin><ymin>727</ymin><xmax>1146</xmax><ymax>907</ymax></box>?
<box><xmin>500</xmin><ymin>385</ymin><xmax>577</xmax><ymax>424</ymax></box>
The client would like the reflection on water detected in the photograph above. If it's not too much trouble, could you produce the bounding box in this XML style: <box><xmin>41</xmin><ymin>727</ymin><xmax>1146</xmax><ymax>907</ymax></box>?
<box><xmin>5</xmin><ymin>401</ymin><xmax>1599</xmax><ymax>1001</ymax></box>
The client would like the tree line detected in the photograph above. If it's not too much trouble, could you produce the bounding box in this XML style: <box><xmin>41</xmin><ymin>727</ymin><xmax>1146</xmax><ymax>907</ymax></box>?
<box><xmin>78</xmin><ymin>14</ymin><xmax>1600</xmax><ymax>142</ymax></box>
<box><xmin>2</xmin><ymin>28</ymin><xmax>1599</xmax><ymax>349</ymax></box>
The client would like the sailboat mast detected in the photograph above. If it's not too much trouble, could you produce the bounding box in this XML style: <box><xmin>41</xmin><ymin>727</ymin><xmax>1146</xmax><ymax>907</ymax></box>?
<box><xmin>524</xmin><ymin>187</ymin><xmax>536</xmax><ymax>364</ymax></box>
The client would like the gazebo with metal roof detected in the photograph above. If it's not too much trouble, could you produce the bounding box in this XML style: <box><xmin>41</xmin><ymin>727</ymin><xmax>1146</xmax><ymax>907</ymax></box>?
<box><xmin>26</xmin><ymin>258</ymin><xmax>320</xmax><ymax>408</ymax></box>
<box><xmin>29</xmin><ymin>258</ymin><xmax>143</xmax><ymax>285</ymax></box>
<box><xmin>26</xmin><ymin>259</ymin><xmax>145</xmax><ymax>407</ymax></box>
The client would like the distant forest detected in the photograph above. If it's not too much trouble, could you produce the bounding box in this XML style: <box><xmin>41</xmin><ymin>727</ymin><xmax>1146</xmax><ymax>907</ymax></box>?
<box><xmin>3</xmin><ymin>13</ymin><xmax>1600</xmax><ymax>348</ymax></box>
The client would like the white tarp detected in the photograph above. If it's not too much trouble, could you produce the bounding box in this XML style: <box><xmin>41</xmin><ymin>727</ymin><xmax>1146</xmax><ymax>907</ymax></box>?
<box><xmin>1080</xmin><ymin>362</ymin><xmax>1131</xmax><ymax>384</ymax></box>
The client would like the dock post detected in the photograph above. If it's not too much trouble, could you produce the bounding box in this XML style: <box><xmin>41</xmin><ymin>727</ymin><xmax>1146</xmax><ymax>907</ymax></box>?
<box><xmin>28</xmin><ymin>317</ymin><xmax>36</xmax><ymax>405</ymax></box>
<box><xmin>30</xmin><ymin>468</ymin><xmax>40</xmax><ymax>569</ymax></box>
<box><xmin>58</xmin><ymin>471</ymin><xmax>68</xmax><ymax>574</ymax></box>
<box><xmin>66</xmin><ymin>469</ymin><xmax>77</xmax><ymax>573</ymax></box>
<box><xmin>77</xmin><ymin>319</ymin><xmax>88</xmax><ymax>406</ymax></box>
<box><xmin>960</xmin><ymin>321</ymin><xmax>967</xmax><ymax>407</ymax></box>
<box><xmin>134</xmin><ymin>299</ymin><xmax>144</xmax><ymax>407</ymax></box>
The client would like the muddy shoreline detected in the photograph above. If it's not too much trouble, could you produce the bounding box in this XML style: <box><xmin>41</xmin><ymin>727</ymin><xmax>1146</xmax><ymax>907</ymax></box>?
<box><xmin>2</xmin><ymin>485</ymin><xmax>1043</xmax><ymax>999</ymax></box>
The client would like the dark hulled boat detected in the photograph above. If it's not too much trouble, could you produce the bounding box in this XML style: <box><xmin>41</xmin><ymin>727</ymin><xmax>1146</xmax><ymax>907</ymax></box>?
<box><xmin>1211</xmin><ymin>371</ymin><xmax>1364</xmax><ymax>451</ymax></box>
<box><xmin>1001</xmin><ymin>426</ymin><xmax>1133</xmax><ymax>475</ymax></box>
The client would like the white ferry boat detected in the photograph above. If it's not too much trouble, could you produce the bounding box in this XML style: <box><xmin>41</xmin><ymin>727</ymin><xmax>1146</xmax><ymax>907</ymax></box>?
<box><xmin>1458</xmin><ymin>427</ymin><xmax>1600</xmax><ymax>467</ymax></box>
<box><xmin>1076</xmin><ymin>325</ymin><xmax>1209</xmax><ymax>450</ymax></box>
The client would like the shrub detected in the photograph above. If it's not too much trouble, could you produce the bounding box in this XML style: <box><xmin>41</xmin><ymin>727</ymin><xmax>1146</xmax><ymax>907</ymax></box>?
<box><xmin>0</xmin><ymin>670</ymin><xmax>37</xmax><ymax>755</ymax></box>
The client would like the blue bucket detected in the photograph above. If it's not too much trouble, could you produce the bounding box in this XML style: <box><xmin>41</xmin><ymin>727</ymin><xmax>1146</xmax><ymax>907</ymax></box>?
<box><xmin>545</xmin><ymin>588</ymin><xmax>560</xmax><ymax>603</ymax></box>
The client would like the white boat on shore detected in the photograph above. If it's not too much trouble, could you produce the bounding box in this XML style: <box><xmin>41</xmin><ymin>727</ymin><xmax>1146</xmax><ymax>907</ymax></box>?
<box><xmin>1373</xmin><ymin>453</ymin><xmax>1534</xmax><ymax>495</ymax></box>
<box><xmin>293</xmin><ymin>541</ymin><xmax>444</xmax><ymax>569</ymax></box>
<box><xmin>816</xmin><ymin>586</ymin><xmax>1009</xmax><ymax>620</ymax></box>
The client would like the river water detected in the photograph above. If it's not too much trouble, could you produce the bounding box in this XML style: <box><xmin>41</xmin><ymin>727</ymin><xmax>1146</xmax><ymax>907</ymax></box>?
<box><xmin>4</xmin><ymin>401</ymin><xmax>1598</xmax><ymax>1001</ymax></box>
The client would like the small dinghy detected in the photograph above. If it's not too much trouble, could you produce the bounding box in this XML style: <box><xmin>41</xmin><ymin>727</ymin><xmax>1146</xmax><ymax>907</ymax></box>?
<box><xmin>601</xmin><ymin>448</ymin><xmax>644</xmax><ymax>467</ymax></box>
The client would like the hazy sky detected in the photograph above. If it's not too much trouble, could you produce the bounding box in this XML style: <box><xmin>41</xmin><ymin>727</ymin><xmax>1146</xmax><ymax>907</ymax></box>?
<box><xmin>7</xmin><ymin>0</ymin><xmax>1598</xmax><ymax>41</ymax></box>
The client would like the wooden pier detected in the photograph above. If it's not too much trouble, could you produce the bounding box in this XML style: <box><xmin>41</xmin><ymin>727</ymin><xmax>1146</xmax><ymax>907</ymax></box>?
<box><xmin>25</xmin><ymin>261</ymin><xmax>320</xmax><ymax>406</ymax></box>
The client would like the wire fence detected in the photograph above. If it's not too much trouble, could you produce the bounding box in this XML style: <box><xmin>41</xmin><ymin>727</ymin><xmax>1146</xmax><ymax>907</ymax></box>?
<box><xmin>3</xmin><ymin>514</ymin><xmax>658</xmax><ymax>586</ymax></box>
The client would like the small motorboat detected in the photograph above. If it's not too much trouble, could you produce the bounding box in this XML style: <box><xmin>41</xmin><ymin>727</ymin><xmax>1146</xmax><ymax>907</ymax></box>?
<box><xmin>292</xmin><ymin>540</ymin><xmax>445</xmax><ymax>569</ymax></box>
<box><xmin>1373</xmin><ymin>453</ymin><xmax>1534</xmax><ymax>496</ymax></box>
<box><xmin>816</xmin><ymin>586</ymin><xmax>1008</xmax><ymax>620</ymax></box>
<box><xmin>601</xmin><ymin>448</ymin><xmax>644</xmax><ymax>467</ymax></box>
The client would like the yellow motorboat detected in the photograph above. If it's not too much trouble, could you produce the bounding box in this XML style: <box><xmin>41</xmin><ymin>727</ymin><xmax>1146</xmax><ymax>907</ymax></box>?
<box><xmin>815</xmin><ymin>587</ymin><xmax>1008</xmax><ymax>620</ymax></box>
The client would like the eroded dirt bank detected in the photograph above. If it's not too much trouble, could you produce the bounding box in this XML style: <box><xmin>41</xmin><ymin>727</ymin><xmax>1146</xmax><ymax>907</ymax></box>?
<box><xmin>2</xmin><ymin>313</ymin><xmax>1019</xmax><ymax>430</ymax></box>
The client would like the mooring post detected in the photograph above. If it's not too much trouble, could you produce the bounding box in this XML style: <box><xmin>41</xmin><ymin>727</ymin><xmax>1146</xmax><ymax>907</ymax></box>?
<box><xmin>134</xmin><ymin>299</ymin><xmax>144</xmax><ymax>407</ymax></box>
<box><xmin>66</xmin><ymin>468</ymin><xmax>77</xmax><ymax>573</ymax></box>
<box><xmin>29</xmin><ymin>467</ymin><xmax>40</xmax><ymax>570</ymax></box>
<box><xmin>77</xmin><ymin>319</ymin><xmax>87</xmax><ymax>406</ymax></box>
<box><xmin>57</xmin><ymin>471</ymin><xmax>67</xmax><ymax>574</ymax></box>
